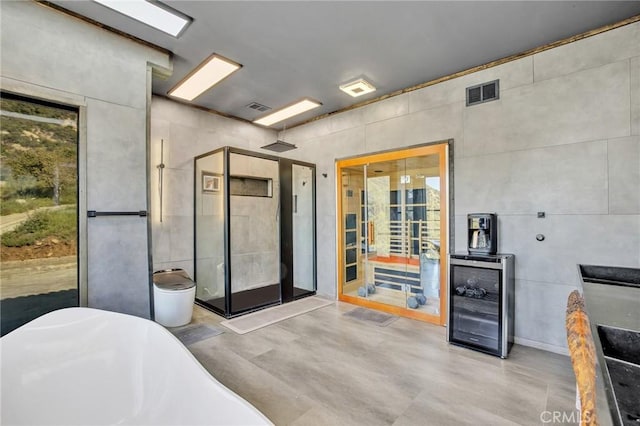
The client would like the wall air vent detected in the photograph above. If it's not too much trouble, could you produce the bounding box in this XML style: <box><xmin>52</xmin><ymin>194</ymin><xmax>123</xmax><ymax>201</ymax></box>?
<box><xmin>466</xmin><ymin>80</ymin><xmax>499</xmax><ymax>106</ymax></box>
<box><xmin>246</xmin><ymin>102</ymin><xmax>271</xmax><ymax>112</ymax></box>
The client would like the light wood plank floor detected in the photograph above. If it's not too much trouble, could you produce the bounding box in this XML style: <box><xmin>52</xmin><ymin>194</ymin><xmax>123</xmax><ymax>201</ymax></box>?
<box><xmin>177</xmin><ymin>301</ymin><xmax>578</xmax><ymax>425</ymax></box>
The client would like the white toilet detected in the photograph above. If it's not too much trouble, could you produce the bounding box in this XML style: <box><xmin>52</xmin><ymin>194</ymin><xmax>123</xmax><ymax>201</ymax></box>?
<box><xmin>152</xmin><ymin>269</ymin><xmax>196</xmax><ymax>327</ymax></box>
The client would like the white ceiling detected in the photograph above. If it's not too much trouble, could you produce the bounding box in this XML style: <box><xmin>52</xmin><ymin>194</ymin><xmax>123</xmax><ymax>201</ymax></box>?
<box><xmin>49</xmin><ymin>1</ymin><xmax>640</xmax><ymax>129</ymax></box>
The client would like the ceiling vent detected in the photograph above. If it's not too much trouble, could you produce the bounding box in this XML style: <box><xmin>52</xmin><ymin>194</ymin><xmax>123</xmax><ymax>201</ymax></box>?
<box><xmin>466</xmin><ymin>80</ymin><xmax>499</xmax><ymax>106</ymax></box>
<box><xmin>246</xmin><ymin>102</ymin><xmax>271</xmax><ymax>112</ymax></box>
<box><xmin>261</xmin><ymin>140</ymin><xmax>297</xmax><ymax>152</ymax></box>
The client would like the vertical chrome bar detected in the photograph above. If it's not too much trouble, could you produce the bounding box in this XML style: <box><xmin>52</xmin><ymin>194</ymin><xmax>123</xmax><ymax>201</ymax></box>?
<box><xmin>158</xmin><ymin>139</ymin><xmax>164</xmax><ymax>223</ymax></box>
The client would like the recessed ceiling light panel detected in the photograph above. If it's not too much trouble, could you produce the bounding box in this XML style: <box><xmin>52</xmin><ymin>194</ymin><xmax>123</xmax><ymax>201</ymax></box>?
<box><xmin>93</xmin><ymin>0</ymin><xmax>192</xmax><ymax>37</ymax></box>
<box><xmin>339</xmin><ymin>78</ymin><xmax>376</xmax><ymax>97</ymax></box>
<box><xmin>168</xmin><ymin>54</ymin><xmax>242</xmax><ymax>101</ymax></box>
<box><xmin>253</xmin><ymin>98</ymin><xmax>322</xmax><ymax>127</ymax></box>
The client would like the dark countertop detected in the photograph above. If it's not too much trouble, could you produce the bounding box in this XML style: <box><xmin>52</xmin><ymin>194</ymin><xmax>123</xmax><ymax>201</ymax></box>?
<box><xmin>578</xmin><ymin>265</ymin><xmax>640</xmax><ymax>426</ymax></box>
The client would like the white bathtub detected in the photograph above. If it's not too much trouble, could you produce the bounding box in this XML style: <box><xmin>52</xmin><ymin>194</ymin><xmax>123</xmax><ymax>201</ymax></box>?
<box><xmin>0</xmin><ymin>307</ymin><xmax>273</xmax><ymax>425</ymax></box>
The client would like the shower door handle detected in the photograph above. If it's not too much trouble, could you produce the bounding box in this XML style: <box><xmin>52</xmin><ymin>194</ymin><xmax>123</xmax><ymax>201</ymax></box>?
<box><xmin>368</xmin><ymin>222</ymin><xmax>375</xmax><ymax>244</ymax></box>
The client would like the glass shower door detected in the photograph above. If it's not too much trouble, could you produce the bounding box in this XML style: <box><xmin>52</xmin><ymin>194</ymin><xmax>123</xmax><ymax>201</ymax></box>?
<box><xmin>194</xmin><ymin>149</ymin><xmax>226</xmax><ymax>315</ymax></box>
<box><xmin>292</xmin><ymin>163</ymin><xmax>315</xmax><ymax>297</ymax></box>
<box><xmin>228</xmin><ymin>152</ymin><xmax>280</xmax><ymax>315</ymax></box>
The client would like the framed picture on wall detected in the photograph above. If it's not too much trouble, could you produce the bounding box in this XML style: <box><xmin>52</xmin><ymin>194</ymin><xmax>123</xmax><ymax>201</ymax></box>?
<box><xmin>202</xmin><ymin>171</ymin><xmax>220</xmax><ymax>193</ymax></box>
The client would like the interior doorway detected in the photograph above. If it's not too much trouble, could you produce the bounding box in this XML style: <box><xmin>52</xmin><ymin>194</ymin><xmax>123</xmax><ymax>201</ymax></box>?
<box><xmin>337</xmin><ymin>143</ymin><xmax>448</xmax><ymax>325</ymax></box>
<box><xmin>0</xmin><ymin>92</ymin><xmax>79</xmax><ymax>335</ymax></box>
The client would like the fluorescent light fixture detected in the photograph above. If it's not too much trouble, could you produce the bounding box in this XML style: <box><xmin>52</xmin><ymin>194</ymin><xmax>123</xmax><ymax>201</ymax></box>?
<box><xmin>93</xmin><ymin>0</ymin><xmax>192</xmax><ymax>37</ymax></box>
<box><xmin>168</xmin><ymin>54</ymin><xmax>242</xmax><ymax>101</ymax></box>
<box><xmin>253</xmin><ymin>99</ymin><xmax>322</xmax><ymax>127</ymax></box>
<box><xmin>339</xmin><ymin>78</ymin><xmax>376</xmax><ymax>97</ymax></box>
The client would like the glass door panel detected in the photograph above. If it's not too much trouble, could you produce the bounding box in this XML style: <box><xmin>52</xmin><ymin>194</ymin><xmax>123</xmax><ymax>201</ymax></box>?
<box><xmin>337</xmin><ymin>143</ymin><xmax>447</xmax><ymax>325</ymax></box>
<box><xmin>0</xmin><ymin>93</ymin><xmax>79</xmax><ymax>335</ymax></box>
<box><xmin>340</xmin><ymin>166</ymin><xmax>364</xmax><ymax>298</ymax></box>
<box><xmin>364</xmin><ymin>159</ymin><xmax>409</xmax><ymax>309</ymax></box>
<box><xmin>194</xmin><ymin>149</ymin><xmax>226</xmax><ymax>315</ymax></box>
<box><xmin>228</xmin><ymin>152</ymin><xmax>280</xmax><ymax>314</ymax></box>
<box><xmin>292</xmin><ymin>164</ymin><xmax>315</xmax><ymax>296</ymax></box>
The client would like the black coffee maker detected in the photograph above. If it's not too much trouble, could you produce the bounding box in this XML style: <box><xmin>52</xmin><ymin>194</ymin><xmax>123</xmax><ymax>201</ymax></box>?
<box><xmin>467</xmin><ymin>213</ymin><xmax>497</xmax><ymax>255</ymax></box>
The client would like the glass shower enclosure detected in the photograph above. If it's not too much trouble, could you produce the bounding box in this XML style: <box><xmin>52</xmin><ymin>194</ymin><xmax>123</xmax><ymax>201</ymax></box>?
<box><xmin>194</xmin><ymin>147</ymin><xmax>316</xmax><ymax>318</ymax></box>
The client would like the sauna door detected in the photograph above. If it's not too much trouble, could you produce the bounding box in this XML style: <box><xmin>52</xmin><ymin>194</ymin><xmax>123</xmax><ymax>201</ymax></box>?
<box><xmin>337</xmin><ymin>143</ymin><xmax>447</xmax><ymax>325</ymax></box>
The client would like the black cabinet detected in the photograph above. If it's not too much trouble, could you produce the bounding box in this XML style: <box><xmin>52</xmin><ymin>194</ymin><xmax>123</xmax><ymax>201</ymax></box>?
<box><xmin>448</xmin><ymin>254</ymin><xmax>514</xmax><ymax>358</ymax></box>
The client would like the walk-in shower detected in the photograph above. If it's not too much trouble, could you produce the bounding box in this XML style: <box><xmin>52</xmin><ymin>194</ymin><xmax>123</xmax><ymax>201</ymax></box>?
<box><xmin>194</xmin><ymin>147</ymin><xmax>316</xmax><ymax>318</ymax></box>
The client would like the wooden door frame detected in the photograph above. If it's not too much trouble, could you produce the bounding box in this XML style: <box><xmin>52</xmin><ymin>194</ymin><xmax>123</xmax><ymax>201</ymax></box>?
<box><xmin>336</xmin><ymin>141</ymin><xmax>449</xmax><ymax>325</ymax></box>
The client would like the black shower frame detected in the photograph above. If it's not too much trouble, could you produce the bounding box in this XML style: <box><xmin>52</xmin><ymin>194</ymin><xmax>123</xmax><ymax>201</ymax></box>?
<box><xmin>193</xmin><ymin>146</ymin><xmax>317</xmax><ymax>318</ymax></box>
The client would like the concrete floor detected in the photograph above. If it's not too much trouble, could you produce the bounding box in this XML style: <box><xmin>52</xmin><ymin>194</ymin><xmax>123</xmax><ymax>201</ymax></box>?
<box><xmin>180</xmin><ymin>302</ymin><xmax>578</xmax><ymax>426</ymax></box>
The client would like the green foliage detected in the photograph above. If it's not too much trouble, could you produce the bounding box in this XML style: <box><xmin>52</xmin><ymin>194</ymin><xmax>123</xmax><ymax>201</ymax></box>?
<box><xmin>1</xmin><ymin>98</ymin><xmax>78</xmax><ymax>205</ymax></box>
<box><xmin>0</xmin><ymin>98</ymin><xmax>76</xmax><ymax>121</ymax></box>
<box><xmin>1</xmin><ymin>207</ymin><xmax>77</xmax><ymax>247</ymax></box>
<box><xmin>0</xmin><ymin>198</ymin><xmax>54</xmax><ymax>216</ymax></box>
<box><xmin>0</xmin><ymin>116</ymin><xmax>77</xmax><ymax>148</ymax></box>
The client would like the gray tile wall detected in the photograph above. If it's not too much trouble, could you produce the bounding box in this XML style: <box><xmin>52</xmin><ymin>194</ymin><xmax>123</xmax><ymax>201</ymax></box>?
<box><xmin>1</xmin><ymin>1</ymin><xmax>170</xmax><ymax>318</ymax></box>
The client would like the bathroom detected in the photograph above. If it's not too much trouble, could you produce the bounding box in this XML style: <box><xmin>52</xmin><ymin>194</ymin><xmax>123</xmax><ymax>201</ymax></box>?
<box><xmin>1</xmin><ymin>1</ymin><xmax>639</xmax><ymax>424</ymax></box>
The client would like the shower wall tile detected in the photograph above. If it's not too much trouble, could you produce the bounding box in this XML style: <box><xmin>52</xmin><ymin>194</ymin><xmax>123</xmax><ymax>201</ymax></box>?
<box><xmin>169</xmin><ymin>215</ymin><xmax>194</xmax><ymax>262</ymax></box>
<box><xmin>608</xmin><ymin>136</ymin><xmax>640</xmax><ymax>214</ymax></box>
<box><xmin>154</xmin><ymin>260</ymin><xmax>194</xmax><ymax>279</ymax></box>
<box><xmin>230</xmin><ymin>215</ymin><xmax>252</xmax><ymax>255</ymax></box>
<box><xmin>254</xmin><ymin>252</ymin><xmax>280</xmax><ymax>286</ymax></box>
<box><xmin>152</xmin><ymin>219</ymin><xmax>171</xmax><ymax>264</ymax></box>
<box><xmin>194</xmin><ymin>257</ymin><xmax>225</xmax><ymax>299</ymax></box>
<box><xmin>230</xmin><ymin>253</ymin><xmax>252</xmax><ymax>292</ymax></box>
<box><xmin>533</xmin><ymin>22</ymin><xmax>640</xmax><ymax>82</ymax></box>
<box><xmin>162</xmin><ymin>168</ymin><xmax>194</xmax><ymax>217</ymax></box>
<box><xmin>195</xmin><ymin>215</ymin><xmax>224</xmax><ymax>259</ymax></box>
<box><xmin>252</xmin><ymin>213</ymin><xmax>279</xmax><ymax>251</ymax></box>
